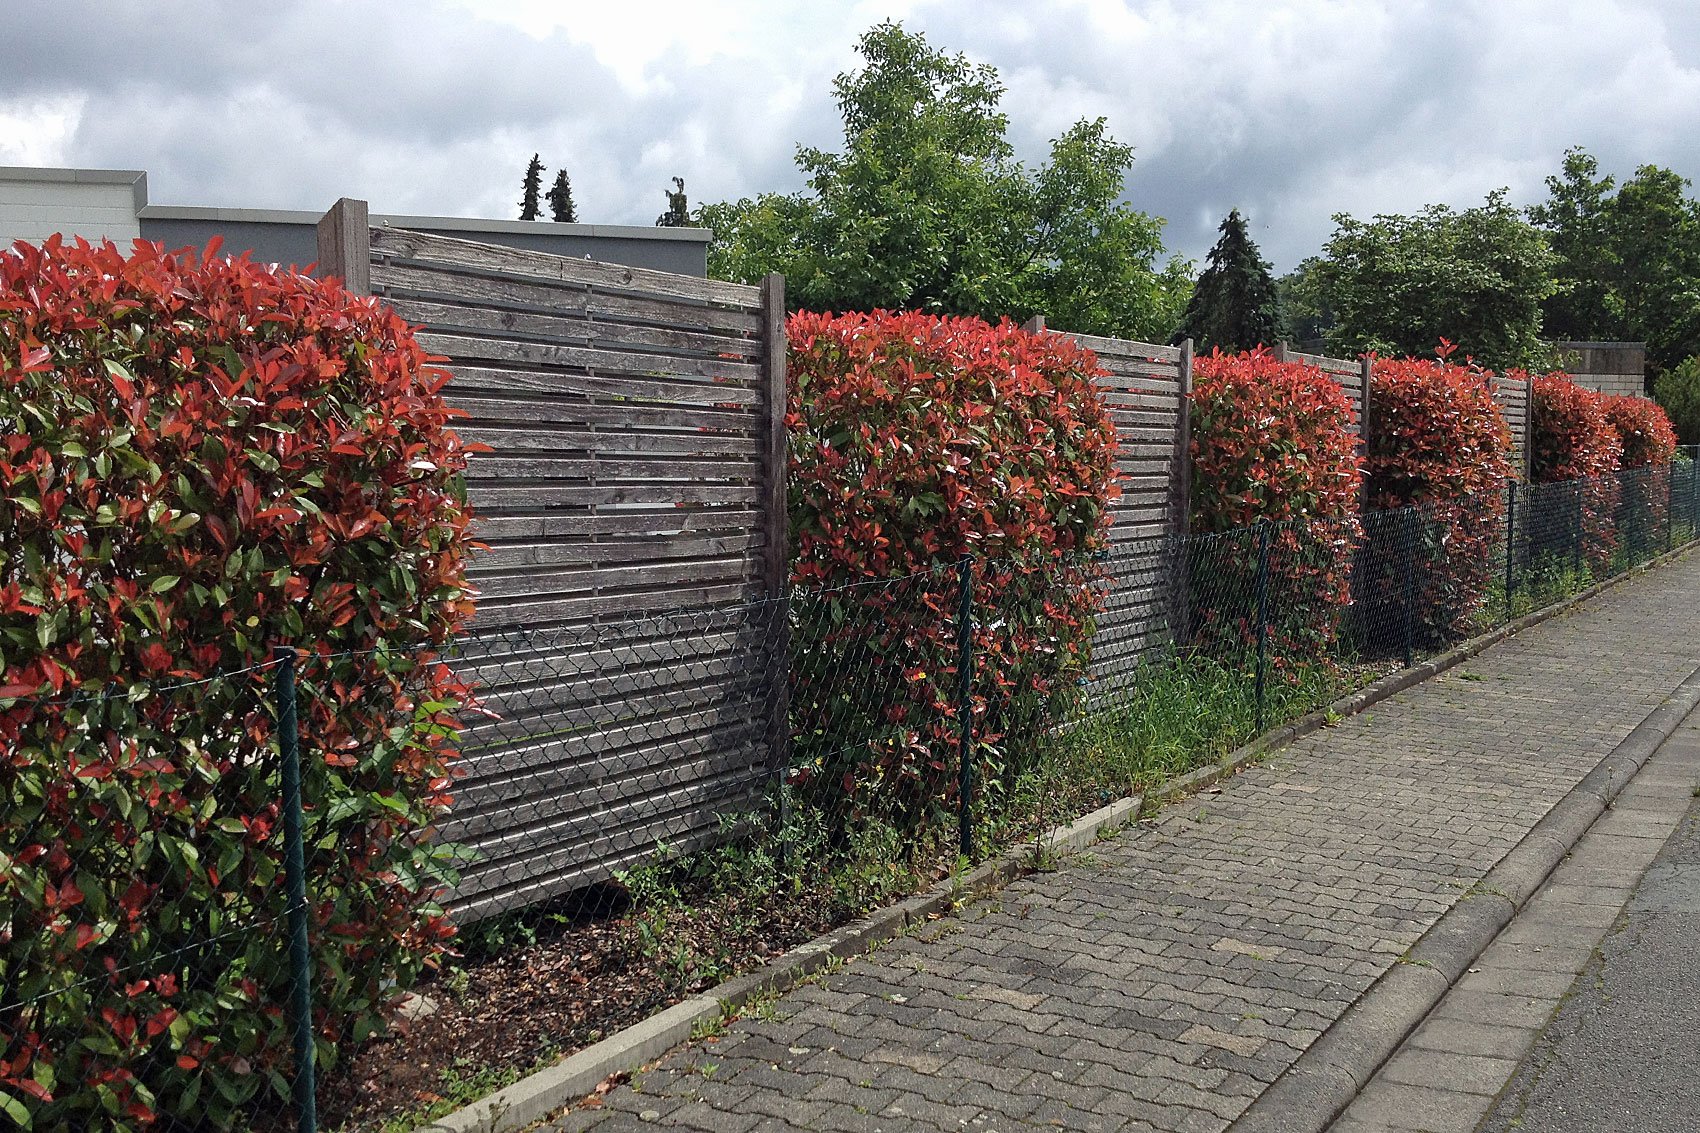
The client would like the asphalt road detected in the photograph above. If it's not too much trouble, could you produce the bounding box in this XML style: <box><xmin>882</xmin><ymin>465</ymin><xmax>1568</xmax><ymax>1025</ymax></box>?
<box><xmin>1482</xmin><ymin>790</ymin><xmax>1700</xmax><ymax>1133</ymax></box>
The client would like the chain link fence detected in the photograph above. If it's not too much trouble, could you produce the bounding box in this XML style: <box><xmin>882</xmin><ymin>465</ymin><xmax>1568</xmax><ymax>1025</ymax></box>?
<box><xmin>4</xmin><ymin>451</ymin><xmax>1696</xmax><ymax>1131</ymax></box>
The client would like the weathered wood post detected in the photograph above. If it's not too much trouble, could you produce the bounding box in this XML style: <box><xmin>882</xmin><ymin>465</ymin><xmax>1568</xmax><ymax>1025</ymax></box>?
<box><xmin>315</xmin><ymin>198</ymin><xmax>370</xmax><ymax>294</ymax></box>
<box><xmin>1171</xmin><ymin>338</ymin><xmax>1195</xmax><ymax>646</ymax></box>
<box><xmin>759</xmin><ymin>273</ymin><xmax>792</xmax><ymax>816</ymax></box>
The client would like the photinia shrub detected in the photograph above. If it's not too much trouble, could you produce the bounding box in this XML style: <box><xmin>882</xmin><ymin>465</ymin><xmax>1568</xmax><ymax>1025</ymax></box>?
<box><xmin>1528</xmin><ymin>372</ymin><xmax>1622</xmax><ymax>573</ymax></box>
<box><xmin>786</xmin><ymin>310</ymin><xmax>1118</xmax><ymax>828</ymax></box>
<box><xmin>1603</xmin><ymin>394</ymin><xmax>1677</xmax><ymax>469</ymax></box>
<box><xmin>1360</xmin><ymin>347</ymin><xmax>1514</xmax><ymax>646</ymax></box>
<box><xmin>1187</xmin><ymin>348</ymin><xmax>1361</xmax><ymax>660</ymax></box>
<box><xmin>0</xmin><ymin>237</ymin><xmax>479</xmax><ymax>1129</ymax></box>
<box><xmin>1603</xmin><ymin>393</ymin><xmax>1679</xmax><ymax>557</ymax></box>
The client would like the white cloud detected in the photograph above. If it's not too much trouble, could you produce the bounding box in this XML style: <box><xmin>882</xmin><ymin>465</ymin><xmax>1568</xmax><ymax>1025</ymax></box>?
<box><xmin>3</xmin><ymin>0</ymin><xmax>1699</xmax><ymax>271</ymax></box>
<box><xmin>0</xmin><ymin>94</ymin><xmax>86</xmax><ymax>166</ymax></box>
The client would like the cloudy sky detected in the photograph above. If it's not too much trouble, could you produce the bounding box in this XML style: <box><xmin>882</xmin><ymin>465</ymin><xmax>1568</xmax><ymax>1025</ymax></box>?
<box><xmin>4</xmin><ymin>0</ymin><xmax>1699</xmax><ymax>272</ymax></box>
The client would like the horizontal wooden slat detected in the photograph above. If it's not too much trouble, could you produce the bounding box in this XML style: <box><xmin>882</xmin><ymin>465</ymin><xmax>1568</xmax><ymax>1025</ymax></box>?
<box><xmin>372</xmin><ymin>227</ymin><xmax>762</xmax><ymax>309</ymax></box>
<box><xmin>418</xmin><ymin>331</ymin><xmax>761</xmax><ymax>385</ymax></box>
<box><xmin>447</xmin><ymin>363</ymin><xmax>762</xmax><ymax>406</ymax></box>
<box><xmin>373</xmin><ymin>261</ymin><xmax>765</xmax><ymax>336</ymax></box>
<box><xmin>459</xmin><ymin>424</ymin><xmax>760</xmax><ymax>457</ymax></box>
<box><xmin>387</xmin><ymin>297</ymin><xmax>763</xmax><ymax>360</ymax></box>
<box><xmin>470</xmin><ymin>508</ymin><xmax>760</xmax><ymax>542</ymax></box>
<box><xmin>476</xmin><ymin>533</ymin><xmax>762</xmax><ymax>570</ymax></box>
<box><xmin>470</xmin><ymin>582</ymin><xmax>759</xmax><ymax>627</ymax></box>
<box><xmin>1072</xmin><ymin>333</ymin><xmax>1182</xmax><ymax>363</ymax></box>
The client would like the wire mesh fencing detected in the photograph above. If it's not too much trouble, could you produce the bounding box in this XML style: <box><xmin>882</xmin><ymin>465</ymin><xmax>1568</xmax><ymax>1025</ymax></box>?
<box><xmin>5</xmin><ymin>452</ymin><xmax>1697</xmax><ymax>1131</ymax></box>
<box><xmin>0</xmin><ymin>658</ymin><xmax>321</xmax><ymax>1132</ymax></box>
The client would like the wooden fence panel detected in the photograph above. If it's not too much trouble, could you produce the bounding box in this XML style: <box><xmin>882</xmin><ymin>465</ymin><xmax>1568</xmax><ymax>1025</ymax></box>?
<box><xmin>348</xmin><ymin>218</ymin><xmax>787</xmax><ymax>918</ymax></box>
<box><xmin>1060</xmin><ymin>331</ymin><xmax>1189</xmax><ymax>679</ymax></box>
<box><xmin>1493</xmin><ymin>375</ymin><xmax>1533</xmax><ymax>479</ymax></box>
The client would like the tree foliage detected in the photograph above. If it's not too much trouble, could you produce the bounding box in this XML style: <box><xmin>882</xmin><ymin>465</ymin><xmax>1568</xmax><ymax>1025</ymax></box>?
<box><xmin>546</xmin><ymin>169</ymin><xmax>577</xmax><ymax>223</ymax></box>
<box><xmin>656</xmin><ymin>177</ymin><xmax>691</xmax><ymax>227</ymax></box>
<box><xmin>1173</xmin><ymin>209</ymin><xmax>1280</xmax><ymax>353</ymax></box>
<box><xmin>518</xmin><ymin>154</ymin><xmax>544</xmax><ymax>221</ymax></box>
<box><xmin>1653</xmin><ymin>355</ymin><xmax>1700</xmax><ymax>447</ymax></box>
<box><xmin>1306</xmin><ymin>191</ymin><xmax>1558</xmax><ymax>371</ymax></box>
<box><xmin>1530</xmin><ymin>148</ymin><xmax>1700</xmax><ymax>374</ymax></box>
<box><xmin>700</xmin><ymin>22</ymin><xmax>1191</xmax><ymax>340</ymax></box>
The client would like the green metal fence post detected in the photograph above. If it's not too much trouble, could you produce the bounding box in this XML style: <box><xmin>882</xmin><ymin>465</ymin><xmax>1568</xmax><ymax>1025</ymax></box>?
<box><xmin>1504</xmin><ymin>480</ymin><xmax>1517</xmax><ymax>622</ymax></box>
<box><xmin>1402</xmin><ymin>508</ymin><xmax>1417</xmax><ymax>667</ymax></box>
<box><xmin>1691</xmin><ymin>448</ymin><xmax>1699</xmax><ymax>540</ymax></box>
<box><xmin>1573</xmin><ymin>485</ymin><xmax>1584</xmax><ymax>583</ymax></box>
<box><xmin>1667</xmin><ymin>462</ymin><xmax>1676</xmax><ymax>554</ymax></box>
<box><xmin>955</xmin><ymin>555</ymin><xmax>975</xmax><ymax>861</ymax></box>
<box><xmin>272</xmin><ymin>646</ymin><xmax>317</xmax><ymax>1133</ymax></box>
<box><xmin>1253</xmin><ymin>522</ymin><xmax>1272</xmax><ymax>733</ymax></box>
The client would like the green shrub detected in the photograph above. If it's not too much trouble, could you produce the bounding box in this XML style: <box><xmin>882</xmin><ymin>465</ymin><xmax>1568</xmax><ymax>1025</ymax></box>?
<box><xmin>1653</xmin><ymin>356</ymin><xmax>1700</xmax><ymax>447</ymax></box>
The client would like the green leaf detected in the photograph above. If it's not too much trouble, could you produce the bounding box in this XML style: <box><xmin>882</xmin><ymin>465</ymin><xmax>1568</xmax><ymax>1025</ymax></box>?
<box><xmin>0</xmin><ymin>1087</ymin><xmax>31</xmax><ymax>1129</ymax></box>
<box><xmin>150</xmin><ymin>575</ymin><xmax>180</xmax><ymax>594</ymax></box>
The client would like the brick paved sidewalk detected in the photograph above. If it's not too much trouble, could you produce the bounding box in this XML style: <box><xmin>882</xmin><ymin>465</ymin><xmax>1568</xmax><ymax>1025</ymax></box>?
<box><xmin>550</xmin><ymin>555</ymin><xmax>1700</xmax><ymax>1133</ymax></box>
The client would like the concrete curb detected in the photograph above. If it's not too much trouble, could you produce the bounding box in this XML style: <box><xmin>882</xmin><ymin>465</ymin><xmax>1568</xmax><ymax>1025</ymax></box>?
<box><xmin>422</xmin><ymin>543</ymin><xmax>1697</xmax><ymax>1133</ymax></box>
<box><xmin>1230</xmin><ymin>662</ymin><xmax>1700</xmax><ymax>1133</ymax></box>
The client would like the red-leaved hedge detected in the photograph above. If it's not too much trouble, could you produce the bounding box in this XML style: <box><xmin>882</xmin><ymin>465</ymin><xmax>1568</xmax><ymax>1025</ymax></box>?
<box><xmin>786</xmin><ymin>310</ymin><xmax>1117</xmax><ymax>829</ymax></box>
<box><xmin>1603</xmin><ymin>394</ymin><xmax>1678</xmax><ymax>468</ymax></box>
<box><xmin>1603</xmin><ymin>393</ymin><xmax>1680</xmax><ymax>556</ymax></box>
<box><xmin>1362</xmin><ymin>350</ymin><xmax>1514</xmax><ymax>644</ymax></box>
<box><xmin>0</xmin><ymin>238</ymin><xmax>479</xmax><ymax>1128</ymax></box>
<box><xmin>1529</xmin><ymin>372</ymin><xmax>1622</xmax><ymax>572</ymax></box>
<box><xmin>1188</xmin><ymin>348</ymin><xmax>1361</xmax><ymax>659</ymax></box>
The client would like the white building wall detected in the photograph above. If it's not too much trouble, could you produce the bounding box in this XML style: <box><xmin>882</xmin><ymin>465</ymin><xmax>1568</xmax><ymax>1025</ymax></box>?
<box><xmin>0</xmin><ymin>169</ymin><xmax>146</xmax><ymax>248</ymax></box>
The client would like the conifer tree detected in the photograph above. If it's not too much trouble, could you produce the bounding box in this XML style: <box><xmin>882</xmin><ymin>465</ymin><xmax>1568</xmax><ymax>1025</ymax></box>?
<box><xmin>547</xmin><ymin>169</ymin><xmax>577</xmax><ymax>223</ymax></box>
<box><xmin>656</xmin><ymin>177</ymin><xmax>690</xmax><ymax>227</ymax></box>
<box><xmin>1174</xmin><ymin>209</ymin><xmax>1280</xmax><ymax>353</ymax></box>
<box><xmin>518</xmin><ymin>154</ymin><xmax>544</xmax><ymax>221</ymax></box>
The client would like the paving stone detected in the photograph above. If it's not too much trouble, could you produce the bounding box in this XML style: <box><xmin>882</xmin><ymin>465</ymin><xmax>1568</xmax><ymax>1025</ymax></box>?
<box><xmin>536</xmin><ymin>557</ymin><xmax>1700</xmax><ymax>1133</ymax></box>
<box><xmin>1379</xmin><ymin>1048</ymin><xmax>1520</xmax><ymax>1095</ymax></box>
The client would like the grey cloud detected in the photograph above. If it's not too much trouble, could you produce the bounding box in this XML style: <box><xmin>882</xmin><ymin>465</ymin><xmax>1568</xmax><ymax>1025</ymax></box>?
<box><xmin>5</xmin><ymin>0</ymin><xmax>1700</xmax><ymax>274</ymax></box>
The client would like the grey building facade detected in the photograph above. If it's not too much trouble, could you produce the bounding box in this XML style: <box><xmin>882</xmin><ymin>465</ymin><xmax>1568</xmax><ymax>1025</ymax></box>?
<box><xmin>0</xmin><ymin>166</ymin><xmax>710</xmax><ymax>276</ymax></box>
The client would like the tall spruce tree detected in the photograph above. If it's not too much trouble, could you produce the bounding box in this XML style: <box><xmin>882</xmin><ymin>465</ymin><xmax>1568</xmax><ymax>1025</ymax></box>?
<box><xmin>656</xmin><ymin>177</ymin><xmax>691</xmax><ymax>226</ymax></box>
<box><xmin>1174</xmin><ymin>209</ymin><xmax>1280</xmax><ymax>353</ymax></box>
<box><xmin>518</xmin><ymin>154</ymin><xmax>544</xmax><ymax>220</ymax></box>
<box><xmin>547</xmin><ymin>169</ymin><xmax>577</xmax><ymax>223</ymax></box>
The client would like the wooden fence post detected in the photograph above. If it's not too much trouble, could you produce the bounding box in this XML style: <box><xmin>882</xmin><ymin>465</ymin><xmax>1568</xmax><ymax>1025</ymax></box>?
<box><xmin>1360</xmin><ymin>354</ymin><xmax>1374</xmax><ymax>503</ymax></box>
<box><xmin>1022</xmin><ymin>315</ymin><xmax>1047</xmax><ymax>334</ymax></box>
<box><xmin>1359</xmin><ymin>355</ymin><xmax>1374</xmax><ymax>437</ymax></box>
<box><xmin>315</xmin><ymin>198</ymin><xmax>370</xmax><ymax>295</ymax></box>
<box><xmin>759</xmin><ymin>273</ymin><xmax>789</xmax><ymax>598</ymax></box>
<box><xmin>759</xmin><ymin>273</ymin><xmax>791</xmax><ymax>786</ymax></box>
<box><xmin>1273</xmin><ymin>341</ymin><xmax>1290</xmax><ymax>363</ymax></box>
<box><xmin>1525</xmin><ymin>374</ymin><xmax>1535</xmax><ymax>482</ymax></box>
<box><xmin>1174</xmin><ymin>339</ymin><xmax>1194</xmax><ymax>534</ymax></box>
<box><xmin>1171</xmin><ymin>338</ymin><xmax>1195</xmax><ymax>645</ymax></box>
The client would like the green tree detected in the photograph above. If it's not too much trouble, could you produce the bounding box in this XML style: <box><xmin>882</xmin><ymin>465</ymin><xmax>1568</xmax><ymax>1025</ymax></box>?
<box><xmin>1529</xmin><ymin>149</ymin><xmax>1700</xmax><ymax>374</ymax></box>
<box><xmin>1277</xmin><ymin>258</ymin><xmax>1334</xmax><ymax>345</ymax></box>
<box><xmin>1308</xmin><ymin>190</ymin><xmax>1558</xmax><ymax>370</ymax></box>
<box><xmin>699</xmin><ymin>22</ymin><xmax>1190</xmax><ymax>340</ymax></box>
<box><xmin>656</xmin><ymin>176</ymin><xmax>691</xmax><ymax>226</ymax></box>
<box><xmin>1528</xmin><ymin>147</ymin><xmax>1621</xmax><ymax>342</ymax></box>
<box><xmin>1173</xmin><ymin>209</ymin><xmax>1280</xmax><ymax>353</ymax></box>
<box><xmin>1605</xmin><ymin>164</ymin><xmax>1700</xmax><ymax>372</ymax></box>
<box><xmin>1654</xmin><ymin>355</ymin><xmax>1700</xmax><ymax>446</ymax></box>
<box><xmin>518</xmin><ymin>153</ymin><xmax>544</xmax><ymax>221</ymax></box>
<box><xmin>547</xmin><ymin>168</ymin><xmax>577</xmax><ymax>223</ymax></box>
